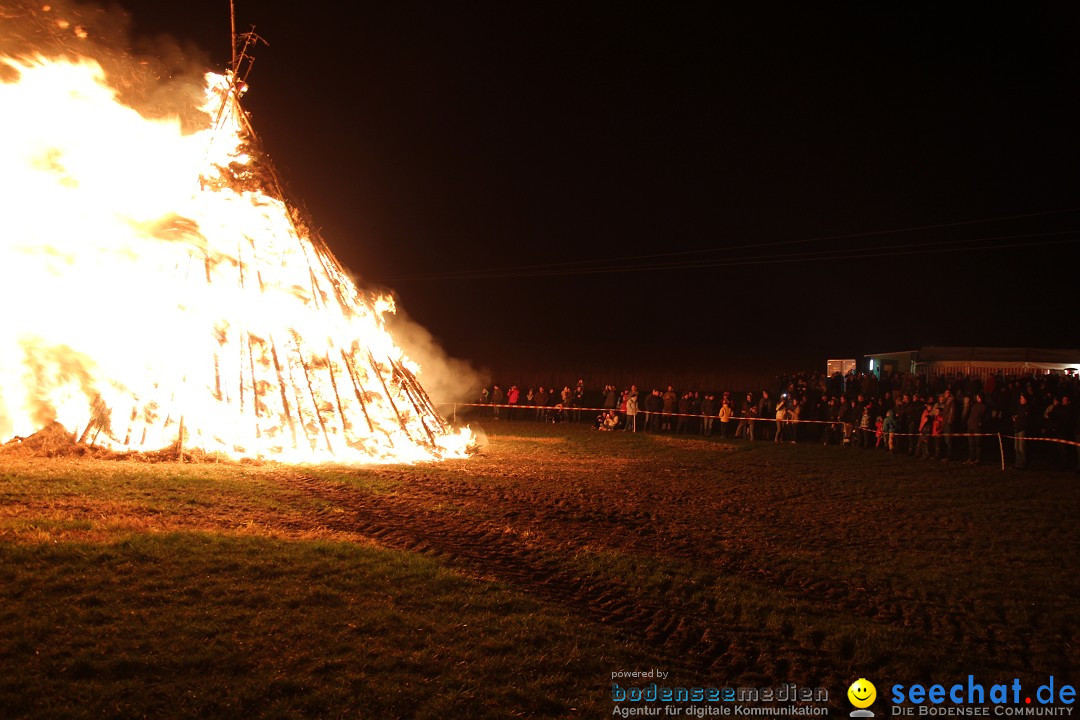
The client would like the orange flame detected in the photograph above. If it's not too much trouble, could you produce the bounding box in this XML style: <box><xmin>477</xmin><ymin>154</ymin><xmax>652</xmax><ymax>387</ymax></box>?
<box><xmin>0</xmin><ymin>55</ymin><xmax>471</xmax><ymax>462</ymax></box>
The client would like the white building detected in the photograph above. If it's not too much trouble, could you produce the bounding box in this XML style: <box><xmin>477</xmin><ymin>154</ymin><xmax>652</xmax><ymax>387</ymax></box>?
<box><xmin>864</xmin><ymin>346</ymin><xmax>1080</xmax><ymax>378</ymax></box>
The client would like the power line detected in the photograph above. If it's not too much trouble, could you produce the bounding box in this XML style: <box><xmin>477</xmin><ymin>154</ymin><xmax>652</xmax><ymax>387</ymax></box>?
<box><xmin>422</xmin><ymin>236</ymin><xmax>1080</xmax><ymax>280</ymax></box>
<box><xmin>385</xmin><ymin>228</ymin><xmax>1080</xmax><ymax>282</ymax></box>
<box><xmin>385</xmin><ymin>206</ymin><xmax>1080</xmax><ymax>282</ymax></box>
<box><xmin>421</xmin><ymin>229</ymin><xmax>1071</xmax><ymax>278</ymax></box>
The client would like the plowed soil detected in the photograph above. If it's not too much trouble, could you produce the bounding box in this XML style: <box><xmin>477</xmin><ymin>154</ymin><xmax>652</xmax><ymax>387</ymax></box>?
<box><xmin>1</xmin><ymin>421</ymin><xmax>1077</xmax><ymax>699</ymax></box>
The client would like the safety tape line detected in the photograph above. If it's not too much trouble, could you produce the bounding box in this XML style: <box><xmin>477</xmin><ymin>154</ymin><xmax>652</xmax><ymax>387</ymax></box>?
<box><xmin>452</xmin><ymin>401</ymin><xmax>838</xmax><ymax>420</ymax></box>
<box><xmin>827</xmin><ymin>428</ymin><xmax>1080</xmax><ymax>447</ymax></box>
<box><xmin>445</xmin><ymin>403</ymin><xmax>1080</xmax><ymax>447</ymax></box>
<box><xmin>453</xmin><ymin>401</ymin><xmax>735</xmax><ymax>419</ymax></box>
<box><xmin>1000</xmin><ymin>434</ymin><xmax>1080</xmax><ymax>447</ymax></box>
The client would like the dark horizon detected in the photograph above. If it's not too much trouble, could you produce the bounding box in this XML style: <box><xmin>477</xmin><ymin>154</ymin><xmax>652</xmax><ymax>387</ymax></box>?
<box><xmin>110</xmin><ymin>2</ymin><xmax>1080</xmax><ymax>376</ymax></box>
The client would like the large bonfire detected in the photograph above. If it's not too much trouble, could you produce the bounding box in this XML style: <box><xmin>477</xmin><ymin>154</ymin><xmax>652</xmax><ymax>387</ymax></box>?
<box><xmin>0</xmin><ymin>3</ymin><xmax>471</xmax><ymax>462</ymax></box>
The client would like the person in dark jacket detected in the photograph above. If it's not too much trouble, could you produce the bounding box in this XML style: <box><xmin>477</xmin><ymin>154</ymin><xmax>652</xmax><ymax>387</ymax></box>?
<box><xmin>689</xmin><ymin>391</ymin><xmax>703</xmax><ymax>434</ymax></box>
<box><xmin>964</xmin><ymin>393</ymin><xmax>988</xmax><ymax>464</ymax></box>
<box><xmin>916</xmin><ymin>401</ymin><xmax>934</xmax><ymax>459</ymax></box>
<box><xmin>1012</xmin><ymin>394</ymin><xmax>1031</xmax><ymax>470</ymax></box>
<box><xmin>645</xmin><ymin>390</ymin><xmax>664</xmax><ymax>432</ymax></box>
<box><xmin>823</xmin><ymin>397</ymin><xmax>839</xmax><ymax>446</ymax></box>
<box><xmin>535</xmin><ymin>387</ymin><xmax>548</xmax><ymax>420</ymax></box>
<box><xmin>1050</xmin><ymin>395</ymin><xmax>1077</xmax><ymax>468</ymax></box>
<box><xmin>662</xmin><ymin>386</ymin><xmax>677</xmax><ymax>431</ymax></box>
<box><xmin>701</xmin><ymin>394</ymin><xmax>717</xmax><ymax>436</ymax></box>
<box><xmin>840</xmin><ymin>396</ymin><xmax>855</xmax><ymax>446</ymax></box>
<box><xmin>603</xmin><ymin>385</ymin><xmax>617</xmax><ymax>410</ymax></box>
<box><xmin>893</xmin><ymin>394</ymin><xmax>910</xmax><ymax>454</ymax></box>
<box><xmin>736</xmin><ymin>393</ymin><xmax>754</xmax><ymax>440</ymax></box>
<box><xmin>904</xmin><ymin>394</ymin><xmax>924</xmax><ymax>455</ymax></box>
<box><xmin>939</xmin><ymin>389</ymin><xmax>957</xmax><ymax>461</ymax></box>
<box><xmin>676</xmin><ymin>393</ymin><xmax>692</xmax><ymax>434</ymax></box>
<box><xmin>757</xmin><ymin>390</ymin><xmax>775</xmax><ymax>441</ymax></box>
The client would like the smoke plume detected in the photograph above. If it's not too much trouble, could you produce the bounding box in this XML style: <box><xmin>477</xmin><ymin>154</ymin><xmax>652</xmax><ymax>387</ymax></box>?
<box><xmin>386</xmin><ymin>305</ymin><xmax>489</xmax><ymax>410</ymax></box>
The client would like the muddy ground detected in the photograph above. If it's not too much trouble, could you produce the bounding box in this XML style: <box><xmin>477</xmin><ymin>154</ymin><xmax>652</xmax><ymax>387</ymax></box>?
<box><xmin>1</xmin><ymin>421</ymin><xmax>1077</xmax><ymax>709</ymax></box>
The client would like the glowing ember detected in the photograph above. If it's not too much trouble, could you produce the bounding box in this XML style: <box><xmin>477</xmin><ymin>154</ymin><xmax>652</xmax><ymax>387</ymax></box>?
<box><xmin>0</xmin><ymin>54</ymin><xmax>471</xmax><ymax>462</ymax></box>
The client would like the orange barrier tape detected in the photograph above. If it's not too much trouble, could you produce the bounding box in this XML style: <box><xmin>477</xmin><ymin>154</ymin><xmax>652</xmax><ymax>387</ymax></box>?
<box><xmin>446</xmin><ymin>402</ymin><xmax>731</xmax><ymax>419</ymax></box>
<box><xmin>446</xmin><ymin>401</ymin><xmax>864</xmax><ymax>422</ymax></box>
<box><xmin>442</xmin><ymin>403</ymin><xmax>1080</xmax><ymax>447</ymax></box>
<box><xmin>1000</xmin><ymin>434</ymin><xmax>1080</xmax><ymax>448</ymax></box>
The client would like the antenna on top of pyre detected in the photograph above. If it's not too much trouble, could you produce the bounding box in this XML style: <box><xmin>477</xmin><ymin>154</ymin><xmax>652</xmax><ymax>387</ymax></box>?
<box><xmin>204</xmin><ymin>1</ymin><xmax>265</xmax><ymax>150</ymax></box>
<box><xmin>230</xmin><ymin>0</ymin><xmax>236</xmax><ymax>68</ymax></box>
<box><xmin>228</xmin><ymin>0</ymin><xmax>266</xmax><ymax>92</ymax></box>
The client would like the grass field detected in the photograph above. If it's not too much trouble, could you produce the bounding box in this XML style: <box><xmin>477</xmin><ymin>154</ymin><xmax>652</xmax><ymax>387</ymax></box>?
<box><xmin>0</xmin><ymin>422</ymin><xmax>1077</xmax><ymax>718</ymax></box>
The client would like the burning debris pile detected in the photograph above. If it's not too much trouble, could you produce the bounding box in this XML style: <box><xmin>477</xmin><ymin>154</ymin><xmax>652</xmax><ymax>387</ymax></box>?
<box><xmin>0</xmin><ymin>4</ymin><xmax>471</xmax><ymax>463</ymax></box>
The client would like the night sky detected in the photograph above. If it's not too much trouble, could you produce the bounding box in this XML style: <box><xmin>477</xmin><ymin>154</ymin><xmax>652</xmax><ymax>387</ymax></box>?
<box><xmin>116</xmin><ymin>2</ymin><xmax>1080</xmax><ymax>375</ymax></box>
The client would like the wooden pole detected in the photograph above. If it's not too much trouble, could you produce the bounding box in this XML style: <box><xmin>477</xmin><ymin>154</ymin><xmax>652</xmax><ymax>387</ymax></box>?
<box><xmin>229</xmin><ymin>0</ymin><xmax>237</xmax><ymax>70</ymax></box>
<box><xmin>236</xmin><ymin>240</ymin><xmax>265</xmax><ymax>438</ymax></box>
<box><xmin>122</xmin><ymin>406</ymin><xmax>137</xmax><ymax>447</ymax></box>
<box><xmin>367</xmin><ymin>351</ymin><xmax>415</xmax><ymax>443</ymax></box>
<box><xmin>246</xmin><ymin>333</ymin><xmax>261</xmax><ymax>433</ymax></box>
<box><xmin>78</xmin><ymin>394</ymin><xmax>103</xmax><ymax>444</ymax></box>
<box><xmin>295</xmin><ymin>345</ymin><xmax>333</xmax><ymax>453</ymax></box>
<box><xmin>177</xmin><ymin>416</ymin><xmax>185</xmax><ymax>463</ymax></box>
<box><xmin>397</xmin><ymin>371</ymin><xmax>438</xmax><ymax>446</ymax></box>
<box><xmin>340</xmin><ymin>350</ymin><xmax>376</xmax><ymax>435</ymax></box>
<box><xmin>325</xmin><ymin>353</ymin><xmax>350</xmax><ymax>434</ymax></box>
<box><xmin>268</xmin><ymin>338</ymin><xmax>298</xmax><ymax>449</ymax></box>
<box><xmin>397</xmin><ymin>361</ymin><xmax>448</xmax><ymax>429</ymax></box>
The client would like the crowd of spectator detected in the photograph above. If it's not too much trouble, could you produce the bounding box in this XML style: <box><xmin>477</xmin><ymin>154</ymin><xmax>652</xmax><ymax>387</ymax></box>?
<box><xmin>474</xmin><ymin>370</ymin><xmax>1080</xmax><ymax>471</ymax></box>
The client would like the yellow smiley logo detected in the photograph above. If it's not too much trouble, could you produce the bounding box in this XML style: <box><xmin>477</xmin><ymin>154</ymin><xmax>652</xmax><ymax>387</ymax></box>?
<box><xmin>848</xmin><ymin>678</ymin><xmax>877</xmax><ymax>708</ymax></box>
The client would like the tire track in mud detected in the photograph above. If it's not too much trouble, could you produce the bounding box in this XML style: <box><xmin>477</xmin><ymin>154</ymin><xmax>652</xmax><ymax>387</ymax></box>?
<box><xmin>397</xmin><ymin>466</ymin><xmax>1037</xmax><ymax>674</ymax></box>
<box><xmin>273</xmin><ymin>472</ymin><xmax>836</xmax><ymax>686</ymax></box>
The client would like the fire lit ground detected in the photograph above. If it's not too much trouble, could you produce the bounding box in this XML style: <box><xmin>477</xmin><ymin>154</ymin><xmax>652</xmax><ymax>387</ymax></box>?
<box><xmin>0</xmin><ymin>423</ymin><xmax>1077</xmax><ymax>718</ymax></box>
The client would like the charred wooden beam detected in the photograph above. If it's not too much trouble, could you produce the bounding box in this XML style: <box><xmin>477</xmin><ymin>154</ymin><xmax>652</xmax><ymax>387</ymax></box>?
<box><xmin>325</xmin><ymin>352</ymin><xmax>349</xmax><ymax>434</ymax></box>
<box><xmin>367</xmin><ymin>350</ymin><xmax>418</xmax><ymax>446</ymax></box>
<box><xmin>294</xmin><ymin>344</ymin><xmax>333</xmax><ymax>453</ymax></box>
<box><xmin>339</xmin><ymin>349</ymin><xmax>380</xmax><ymax>441</ymax></box>
<box><xmin>268</xmin><ymin>337</ymin><xmax>298</xmax><ymax>449</ymax></box>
